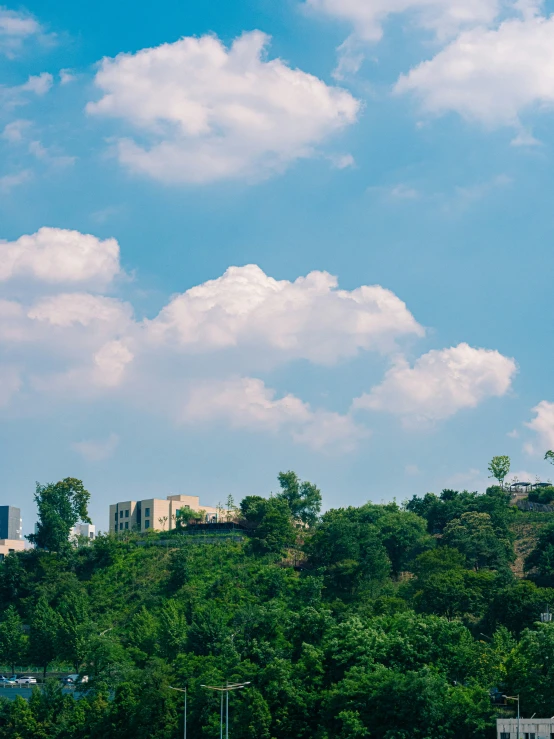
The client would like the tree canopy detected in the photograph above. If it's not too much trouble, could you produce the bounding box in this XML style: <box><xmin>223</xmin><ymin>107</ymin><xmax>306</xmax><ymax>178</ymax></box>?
<box><xmin>27</xmin><ymin>478</ymin><xmax>91</xmax><ymax>552</ymax></box>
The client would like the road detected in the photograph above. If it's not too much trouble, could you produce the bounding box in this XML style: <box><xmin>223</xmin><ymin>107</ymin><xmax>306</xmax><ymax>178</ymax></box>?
<box><xmin>0</xmin><ymin>685</ymin><xmax>78</xmax><ymax>700</ymax></box>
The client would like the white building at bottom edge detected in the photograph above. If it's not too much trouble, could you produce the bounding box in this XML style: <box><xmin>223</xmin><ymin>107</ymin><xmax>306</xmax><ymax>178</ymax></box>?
<box><xmin>71</xmin><ymin>523</ymin><xmax>96</xmax><ymax>542</ymax></box>
<box><xmin>497</xmin><ymin>717</ymin><xmax>554</xmax><ymax>738</ymax></box>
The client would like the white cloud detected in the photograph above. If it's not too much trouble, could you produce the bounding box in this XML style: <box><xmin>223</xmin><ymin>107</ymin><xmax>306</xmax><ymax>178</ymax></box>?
<box><xmin>0</xmin><ymin>227</ymin><xmax>122</xmax><ymax>285</ymax></box>
<box><xmin>0</xmin><ymin>365</ymin><xmax>21</xmax><ymax>407</ymax></box>
<box><xmin>87</xmin><ymin>30</ymin><xmax>360</xmax><ymax>183</ymax></box>
<box><xmin>525</xmin><ymin>400</ymin><xmax>554</xmax><ymax>454</ymax></box>
<box><xmin>93</xmin><ymin>340</ymin><xmax>134</xmax><ymax>387</ymax></box>
<box><xmin>146</xmin><ymin>264</ymin><xmax>424</xmax><ymax>364</ymax></box>
<box><xmin>59</xmin><ymin>69</ymin><xmax>76</xmax><ymax>85</ymax></box>
<box><xmin>2</xmin><ymin>119</ymin><xmax>31</xmax><ymax>142</ymax></box>
<box><xmin>306</xmin><ymin>0</ymin><xmax>500</xmax><ymax>42</ymax></box>
<box><xmin>19</xmin><ymin>72</ymin><xmax>52</xmax><ymax>95</ymax></box>
<box><xmin>441</xmin><ymin>467</ymin><xmax>487</xmax><ymax>491</ymax></box>
<box><xmin>395</xmin><ymin>15</ymin><xmax>554</xmax><ymax>128</ymax></box>
<box><xmin>354</xmin><ymin>343</ymin><xmax>517</xmax><ymax>424</ymax></box>
<box><xmin>306</xmin><ymin>0</ymin><xmax>502</xmax><ymax>77</ymax></box>
<box><xmin>182</xmin><ymin>376</ymin><xmax>365</xmax><ymax>451</ymax></box>
<box><xmin>28</xmin><ymin>140</ymin><xmax>76</xmax><ymax>167</ymax></box>
<box><xmin>0</xmin><ymin>169</ymin><xmax>31</xmax><ymax>192</ymax></box>
<box><xmin>0</xmin><ymin>7</ymin><xmax>43</xmax><ymax>56</ymax></box>
<box><xmin>28</xmin><ymin>293</ymin><xmax>133</xmax><ymax>328</ymax></box>
<box><xmin>390</xmin><ymin>184</ymin><xmax>420</xmax><ymax>199</ymax></box>
<box><xmin>328</xmin><ymin>152</ymin><xmax>356</xmax><ymax>169</ymax></box>
<box><xmin>72</xmin><ymin>432</ymin><xmax>120</xmax><ymax>462</ymax></box>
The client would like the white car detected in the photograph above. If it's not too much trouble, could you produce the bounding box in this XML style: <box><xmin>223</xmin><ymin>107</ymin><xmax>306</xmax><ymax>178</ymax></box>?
<box><xmin>17</xmin><ymin>676</ymin><xmax>37</xmax><ymax>685</ymax></box>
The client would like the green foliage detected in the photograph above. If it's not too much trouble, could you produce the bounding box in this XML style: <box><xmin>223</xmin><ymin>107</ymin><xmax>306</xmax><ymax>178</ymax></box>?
<box><xmin>528</xmin><ymin>485</ymin><xmax>554</xmax><ymax>504</ymax></box>
<box><xmin>28</xmin><ymin>478</ymin><xmax>91</xmax><ymax>552</ymax></box>
<box><xmin>488</xmin><ymin>456</ymin><xmax>511</xmax><ymax>487</ymax></box>
<box><xmin>4</xmin><ymin>478</ymin><xmax>554</xmax><ymax>739</ymax></box>
<box><xmin>248</xmin><ymin>499</ymin><xmax>296</xmax><ymax>555</ymax></box>
<box><xmin>0</xmin><ymin>606</ymin><xmax>27</xmax><ymax>674</ymax></box>
<box><xmin>525</xmin><ymin>521</ymin><xmax>554</xmax><ymax>576</ymax></box>
<box><xmin>442</xmin><ymin>512</ymin><xmax>514</xmax><ymax>571</ymax></box>
<box><xmin>305</xmin><ymin>506</ymin><xmax>392</xmax><ymax>599</ymax></box>
<box><xmin>28</xmin><ymin>596</ymin><xmax>62</xmax><ymax>678</ymax></box>
<box><xmin>276</xmin><ymin>471</ymin><xmax>322</xmax><ymax>527</ymax></box>
<box><xmin>506</xmin><ymin>623</ymin><xmax>554</xmax><ymax>716</ymax></box>
<box><xmin>406</xmin><ymin>486</ymin><xmax>513</xmax><ymax>535</ymax></box>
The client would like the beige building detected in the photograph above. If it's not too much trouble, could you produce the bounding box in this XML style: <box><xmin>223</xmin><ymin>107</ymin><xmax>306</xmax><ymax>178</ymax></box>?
<box><xmin>109</xmin><ymin>494</ymin><xmax>224</xmax><ymax>534</ymax></box>
<box><xmin>0</xmin><ymin>539</ymin><xmax>25</xmax><ymax>560</ymax></box>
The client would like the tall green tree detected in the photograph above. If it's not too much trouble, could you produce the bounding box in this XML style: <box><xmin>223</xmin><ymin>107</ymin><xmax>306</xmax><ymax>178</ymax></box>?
<box><xmin>0</xmin><ymin>606</ymin><xmax>27</xmax><ymax>674</ymax></box>
<box><xmin>488</xmin><ymin>456</ymin><xmax>511</xmax><ymax>488</ymax></box>
<box><xmin>57</xmin><ymin>590</ymin><xmax>94</xmax><ymax>672</ymax></box>
<box><xmin>29</xmin><ymin>596</ymin><xmax>61</xmax><ymax>678</ymax></box>
<box><xmin>27</xmin><ymin>477</ymin><xmax>91</xmax><ymax>552</ymax></box>
<box><xmin>276</xmin><ymin>471</ymin><xmax>322</xmax><ymax>527</ymax></box>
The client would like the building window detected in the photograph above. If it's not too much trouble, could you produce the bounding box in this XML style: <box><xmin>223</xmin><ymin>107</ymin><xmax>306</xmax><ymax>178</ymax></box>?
<box><xmin>89</xmin><ymin>532</ymin><xmax>94</xmax><ymax>539</ymax></box>
<box><xmin>120</xmin><ymin>510</ymin><xmax>123</xmax><ymax>518</ymax></box>
<box><xmin>114</xmin><ymin>513</ymin><xmax>118</xmax><ymax>521</ymax></box>
<box><xmin>125</xmin><ymin>522</ymin><xmax>129</xmax><ymax>530</ymax></box>
<box><xmin>144</xmin><ymin>520</ymin><xmax>150</xmax><ymax>529</ymax></box>
<box><xmin>145</xmin><ymin>507</ymin><xmax>150</xmax><ymax>517</ymax></box>
<box><xmin>125</xmin><ymin>510</ymin><xmax>129</xmax><ymax>517</ymax></box>
<box><xmin>500</xmin><ymin>734</ymin><xmax>510</xmax><ymax>739</ymax></box>
<box><xmin>119</xmin><ymin>523</ymin><xmax>123</xmax><ymax>530</ymax></box>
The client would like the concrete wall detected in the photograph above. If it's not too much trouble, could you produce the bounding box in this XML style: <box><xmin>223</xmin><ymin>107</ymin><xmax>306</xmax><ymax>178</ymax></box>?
<box><xmin>0</xmin><ymin>539</ymin><xmax>25</xmax><ymax>560</ymax></box>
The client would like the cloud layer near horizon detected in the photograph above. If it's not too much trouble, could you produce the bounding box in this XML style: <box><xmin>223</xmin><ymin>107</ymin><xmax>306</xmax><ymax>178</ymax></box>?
<box><xmin>0</xmin><ymin>226</ymin><xmax>519</xmax><ymax>451</ymax></box>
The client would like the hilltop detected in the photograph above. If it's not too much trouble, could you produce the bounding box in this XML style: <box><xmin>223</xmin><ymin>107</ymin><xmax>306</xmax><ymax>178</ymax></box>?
<box><xmin>2</xmin><ymin>476</ymin><xmax>554</xmax><ymax>738</ymax></box>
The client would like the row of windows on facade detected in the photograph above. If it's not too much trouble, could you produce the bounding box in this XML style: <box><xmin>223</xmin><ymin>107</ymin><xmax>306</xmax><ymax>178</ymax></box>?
<box><xmin>118</xmin><ymin>521</ymin><xmax>151</xmax><ymax>530</ymax></box>
<box><xmin>500</xmin><ymin>733</ymin><xmax>552</xmax><ymax>738</ymax></box>
<box><xmin>116</xmin><ymin>508</ymin><xmax>151</xmax><ymax>520</ymax></box>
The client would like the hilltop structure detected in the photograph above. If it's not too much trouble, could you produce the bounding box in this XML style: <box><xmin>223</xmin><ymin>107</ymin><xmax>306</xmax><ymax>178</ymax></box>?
<box><xmin>109</xmin><ymin>494</ymin><xmax>226</xmax><ymax>534</ymax></box>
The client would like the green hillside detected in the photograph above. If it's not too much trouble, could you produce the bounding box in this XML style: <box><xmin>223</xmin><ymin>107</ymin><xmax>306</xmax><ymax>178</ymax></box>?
<box><xmin>2</xmin><ymin>475</ymin><xmax>554</xmax><ymax>739</ymax></box>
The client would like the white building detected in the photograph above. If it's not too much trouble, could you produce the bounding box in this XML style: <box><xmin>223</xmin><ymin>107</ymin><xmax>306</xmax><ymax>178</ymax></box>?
<box><xmin>71</xmin><ymin>523</ymin><xmax>96</xmax><ymax>542</ymax></box>
<box><xmin>497</xmin><ymin>717</ymin><xmax>554</xmax><ymax>738</ymax></box>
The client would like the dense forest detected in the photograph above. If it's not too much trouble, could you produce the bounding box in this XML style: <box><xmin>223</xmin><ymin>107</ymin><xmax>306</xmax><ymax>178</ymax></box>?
<box><xmin>2</xmin><ymin>469</ymin><xmax>554</xmax><ymax>738</ymax></box>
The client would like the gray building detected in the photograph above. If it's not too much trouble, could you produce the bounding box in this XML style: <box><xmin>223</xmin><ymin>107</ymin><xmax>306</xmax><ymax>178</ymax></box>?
<box><xmin>0</xmin><ymin>506</ymin><xmax>22</xmax><ymax>540</ymax></box>
<box><xmin>497</xmin><ymin>717</ymin><xmax>554</xmax><ymax>738</ymax></box>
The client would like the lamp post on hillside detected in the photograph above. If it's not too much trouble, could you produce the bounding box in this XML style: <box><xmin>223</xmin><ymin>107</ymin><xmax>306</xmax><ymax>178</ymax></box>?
<box><xmin>201</xmin><ymin>681</ymin><xmax>250</xmax><ymax>739</ymax></box>
<box><xmin>504</xmin><ymin>694</ymin><xmax>520</xmax><ymax>739</ymax></box>
<box><xmin>169</xmin><ymin>686</ymin><xmax>187</xmax><ymax>739</ymax></box>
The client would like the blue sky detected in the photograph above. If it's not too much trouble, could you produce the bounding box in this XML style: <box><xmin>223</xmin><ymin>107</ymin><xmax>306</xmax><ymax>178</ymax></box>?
<box><xmin>1</xmin><ymin>0</ymin><xmax>554</xmax><ymax>533</ymax></box>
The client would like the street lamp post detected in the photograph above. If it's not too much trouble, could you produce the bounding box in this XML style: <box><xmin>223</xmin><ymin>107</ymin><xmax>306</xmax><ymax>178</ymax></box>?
<box><xmin>201</xmin><ymin>681</ymin><xmax>250</xmax><ymax>739</ymax></box>
<box><xmin>169</xmin><ymin>686</ymin><xmax>187</xmax><ymax>739</ymax></box>
<box><xmin>504</xmin><ymin>695</ymin><xmax>520</xmax><ymax>739</ymax></box>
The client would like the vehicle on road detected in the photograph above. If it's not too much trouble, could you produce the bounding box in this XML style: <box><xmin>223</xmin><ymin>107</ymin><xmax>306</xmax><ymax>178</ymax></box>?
<box><xmin>0</xmin><ymin>678</ymin><xmax>16</xmax><ymax>686</ymax></box>
<box><xmin>61</xmin><ymin>674</ymin><xmax>88</xmax><ymax>685</ymax></box>
<box><xmin>16</xmin><ymin>676</ymin><xmax>37</xmax><ymax>685</ymax></box>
